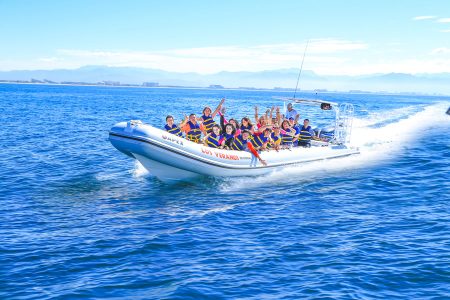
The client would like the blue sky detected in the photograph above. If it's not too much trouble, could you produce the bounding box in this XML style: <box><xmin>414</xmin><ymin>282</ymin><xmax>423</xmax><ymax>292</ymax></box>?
<box><xmin>1</xmin><ymin>0</ymin><xmax>450</xmax><ymax>74</ymax></box>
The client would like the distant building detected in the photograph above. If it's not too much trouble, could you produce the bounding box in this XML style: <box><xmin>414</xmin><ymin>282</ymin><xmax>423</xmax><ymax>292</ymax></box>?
<box><xmin>62</xmin><ymin>81</ymin><xmax>95</xmax><ymax>85</ymax></box>
<box><xmin>209</xmin><ymin>84</ymin><xmax>224</xmax><ymax>89</ymax></box>
<box><xmin>348</xmin><ymin>89</ymin><xmax>370</xmax><ymax>94</ymax></box>
<box><xmin>273</xmin><ymin>87</ymin><xmax>294</xmax><ymax>91</ymax></box>
<box><xmin>143</xmin><ymin>82</ymin><xmax>159</xmax><ymax>87</ymax></box>
<box><xmin>314</xmin><ymin>89</ymin><xmax>328</xmax><ymax>92</ymax></box>
<box><xmin>101</xmin><ymin>81</ymin><xmax>120</xmax><ymax>86</ymax></box>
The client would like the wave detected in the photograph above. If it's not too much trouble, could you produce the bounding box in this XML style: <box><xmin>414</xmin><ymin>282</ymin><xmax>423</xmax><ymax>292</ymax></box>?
<box><xmin>132</xmin><ymin>160</ymin><xmax>150</xmax><ymax>180</ymax></box>
<box><xmin>220</xmin><ymin>101</ymin><xmax>450</xmax><ymax>191</ymax></box>
<box><xmin>350</xmin><ymin>101</ymin><xmax>449</xmax><ymax>151</ymax></box>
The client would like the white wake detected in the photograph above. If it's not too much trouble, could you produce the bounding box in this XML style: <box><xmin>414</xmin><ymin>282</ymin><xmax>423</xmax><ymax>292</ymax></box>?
<box><xmin>220</xmin><ymin>101</ymin><xmax>450</xmax><ymax>191</ymax></box>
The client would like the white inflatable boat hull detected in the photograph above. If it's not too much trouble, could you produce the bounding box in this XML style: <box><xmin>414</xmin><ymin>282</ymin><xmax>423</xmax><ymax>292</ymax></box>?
<box><xmin>109</xmin><ymin>121</ymin><xmax>359</xmax><ymax>181</ymax></box>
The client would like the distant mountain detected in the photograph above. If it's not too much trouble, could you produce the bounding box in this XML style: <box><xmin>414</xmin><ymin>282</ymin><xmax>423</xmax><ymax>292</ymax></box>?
<box><xmin>1</xmin><ymin>66</ymin><xmax>449</xmax><ymax>94</ymax></box>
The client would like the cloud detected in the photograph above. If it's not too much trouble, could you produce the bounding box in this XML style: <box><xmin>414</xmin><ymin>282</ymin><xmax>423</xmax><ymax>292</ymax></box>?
<box><xmin>2</xmin><ymin>39</ymin><xmax>450</xmax><ymax>76</ymax></box>
<box><xmin>53</xmin><ymin>39</ymin><xmax>368</xmax><ymax>74</ymax></box>
<box><xmin>37</xmin><ymin>57</ymin><xmax>61</xmax><ymax>63</ymax></box>
<box><xmin>431</xmin><ymin>47</ymin><xmax>450</xmax><ymax>54</ymax></box>
<box><xmin>412</xmin><ymin>15</ymin><xmax>437</xmax><ymax>21</ymax></box>
<box><xmin>437</xmin><ymin>18</ymin><xmax>450</xmax><ymax>23</ymax></box>
<box><xmin>305</xmin><ymin>39</ymin><xmax>368</xmax><ymax>53</ymax></box>
<box><xmin>439</xmin><ymin>29</ymin><xmax>450</xmax><ymax>33</ymax></box>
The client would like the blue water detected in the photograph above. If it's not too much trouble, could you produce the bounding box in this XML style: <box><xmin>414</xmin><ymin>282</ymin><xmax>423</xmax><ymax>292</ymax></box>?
<box><xmin>1</xmin><ymin>83</ymin><xmax>449</xmax><ymax>299</ymax></box>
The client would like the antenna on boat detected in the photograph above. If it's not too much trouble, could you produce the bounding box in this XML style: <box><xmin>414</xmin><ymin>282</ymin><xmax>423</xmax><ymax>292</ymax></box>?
<box><xmin>293</xmin><ymin>40</ymin><xmax>309</xmax><ymax>99</ymax></box>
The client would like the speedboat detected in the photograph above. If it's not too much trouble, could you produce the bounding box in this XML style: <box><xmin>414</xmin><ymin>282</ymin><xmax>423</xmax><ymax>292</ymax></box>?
<box><xmin>109</xmin><ymin>98</ymin><xmax>360</xmax><ymax>181</ymax></box>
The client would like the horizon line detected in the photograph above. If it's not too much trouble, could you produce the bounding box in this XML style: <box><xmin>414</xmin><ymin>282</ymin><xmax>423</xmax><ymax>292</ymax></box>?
<box><xmin>1</xmin><ymin>65</ymin><xmax>449</xmax><ymax>76</ymax></box>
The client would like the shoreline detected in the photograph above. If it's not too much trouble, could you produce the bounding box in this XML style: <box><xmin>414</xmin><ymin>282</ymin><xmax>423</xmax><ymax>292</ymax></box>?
<box><xmin>0</xmin><ymin>81</ymin><xmax>448</xmax><ymax>97</ymax></box>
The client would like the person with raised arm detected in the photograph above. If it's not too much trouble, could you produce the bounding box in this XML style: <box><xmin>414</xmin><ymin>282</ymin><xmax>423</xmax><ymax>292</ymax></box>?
<box><xmin>254</xmin><ymin>106</ymin><xmax>273</xmax><ymax>136</ymax></box>
<box><xmin>200</xmin><ymin>98</ymin><xmax>225</xmax><ymax>134</ymax></box>
<box><xmin>275</xmin><ymin>106</ymin><xmax>282</xmax><ymax>126</ymax></box>
<box><xmin>268</xmin><ymin>106</ymin><xmax>275</xmax><ymax>125</ymax></box>
<box><xmin>254</xmin><ymin>105</ymin><xmax>260</xmax><ymax>126</ymax></box>
<box><xmin>218</xmin><ymin>106</ymin><xmax>240</xmax><ymax>139</ymax></box>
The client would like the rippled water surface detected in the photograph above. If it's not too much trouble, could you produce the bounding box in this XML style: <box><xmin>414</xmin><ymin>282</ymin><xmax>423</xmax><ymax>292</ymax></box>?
<box><xmin>1</xmin><ymin>84</ymin><xmax>449</xmax><ymax>299</ymax></box>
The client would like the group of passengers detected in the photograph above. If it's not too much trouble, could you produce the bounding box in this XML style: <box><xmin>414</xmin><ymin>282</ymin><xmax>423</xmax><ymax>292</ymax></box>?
<box><xmin>164</xmin><ymin>98</ymin><xmax>318</xmax><ymax>156</ymax></box>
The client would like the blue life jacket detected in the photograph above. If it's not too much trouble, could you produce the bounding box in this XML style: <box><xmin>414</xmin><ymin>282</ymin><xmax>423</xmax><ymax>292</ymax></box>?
<box><xmin>299</xmin><ymin>125</ymin><xmax>313</xmax><ymax>141</ymax></box>
<box><xmin>202</xmin><ymin>114</ymin><xmax>216</xmax><ymax>133</ymax></box>
<box><xmin>206</xmin><ymin>133</ymin><xmax>222</xmax><ymax>148</ymax></box>
<box><xmin>164</xmin><ymin>124</ymin><xmax>183</xmax><ymax>137</ymax></box>
<box><xmin>240</xmin><ymin>124</ymin><xmax>252</xmax><ymax>131</ymax></box>
<box><xmin>186</xmin><ymin>121</ymin><xmax>202</xmax><ymax>142</ymax></box>
<box><xmin>222</xmin><ymin>133</ymin><xmax>235</xmax><ymax>148</ymax></box>
<box><xmin>251</xmin><ymin>134</ymin><xmax>268</xmax><ymax>148</ymax></box>
<box><xmin>231</xmin><ymin>135</ymin><xmax>248</xmax><ymax>151</ymax></box>
<box><xmin>268</xmin><ymin>132</ymin><xmax>281</xmax><ymax>148</ymax></box>
<box><xmin>224</xmin><ymin>133</ymin><xmax>234</xmax><ymax>141</ymax></box>
<box><xmin>281</xmin><ymin>128</ymin><xmax>294</xmax><ymax>145</ymax></box>
<box><xmin>271</xmin><ymin>132</ymin><xmax>281</xmax><ymax>143</ymax></box>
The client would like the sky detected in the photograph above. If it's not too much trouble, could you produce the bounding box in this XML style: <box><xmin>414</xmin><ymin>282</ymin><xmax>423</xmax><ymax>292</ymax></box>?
<box><xmin>1</xmin><ymin>0</ymin><xmax>450</xmax><ymax>75</ymax></box>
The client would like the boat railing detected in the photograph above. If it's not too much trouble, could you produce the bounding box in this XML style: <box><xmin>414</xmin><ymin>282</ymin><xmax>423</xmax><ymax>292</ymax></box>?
<box><xmin>333</xmin><ymin>103</ymin><xmax>354</xmax><ymax>144</ymax></box>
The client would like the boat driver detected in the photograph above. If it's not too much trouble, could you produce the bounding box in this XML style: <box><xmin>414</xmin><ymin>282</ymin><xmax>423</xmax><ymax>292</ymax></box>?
<box><xmin>285</xmin><ymin>103</ymin><xmax>299</xmax><ymax>121</ymax></box>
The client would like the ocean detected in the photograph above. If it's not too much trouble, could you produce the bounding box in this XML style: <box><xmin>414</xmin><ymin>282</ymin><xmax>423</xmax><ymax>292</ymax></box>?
<box><xmin>1</xmin><ymin>83</ymin><xmax>449</xmax><ymax>299</ymax></box>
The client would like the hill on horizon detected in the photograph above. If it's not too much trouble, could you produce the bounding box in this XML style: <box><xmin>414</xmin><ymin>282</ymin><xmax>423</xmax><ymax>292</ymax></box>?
<box><xmin>1</xmin><ymin>66</ymin><xmax>449</xmax><ymax>94</ymax></box>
